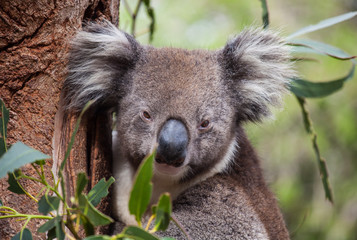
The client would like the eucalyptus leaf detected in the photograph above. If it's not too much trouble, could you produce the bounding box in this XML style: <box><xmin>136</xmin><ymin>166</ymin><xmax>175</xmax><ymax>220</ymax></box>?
<box><xmin>38</xmin><ymin>217</ymin><xmax>56</xmax><ymax>233</ymax></box>
<box><xmin>153</xmin><ymin>193</ymin><xmax>172</xmax><ymax>232</ymax></box>
<box><xmin>259</xmin><ymin>0</ymin><xmax>269</xmax><ymax>29</ymax></box>
<box><xmin>122</xmin><ymin>226</ymin><xmax>160</xmax><ymax>240</ymax></box>
<box><xmin>129</xmin><ymin>150</ymin><xmax>155</xmax><ymax>223</ymax></box>
<box><xmin>7</xmin><ymin>171</ymin><xmax>25</xmax><ymax>194</ymax></box>
<box><xmin>78</xmin><ymin>194</ymin><xmax>113</xmax><ymax>226</ymax></box>
<box><xmin>143</xmin><ymin>0</ymin><xmax>156</xmax><ymax>42</ymax></box>
<box><xmin>38</xmin><ymin>195</ymin><xmax>60</xmax><ymax>215</ymax></box>
<box><xmin>290</xmin><ymin>64</ymin><xmax>355</xmax><ymax>98</ymax></box>
<box><xmin>288</xmin><ymin>39</ymin><xmax>356</xmax><ymax>60</ymax></box>
<box><xmin>54</xmin><ymin>217</ymin><xmax>65</xmax><ymax>240</ymax></box>
<box><xmin>0</xmin><ymin>99</ymin><xmax>9</xmax><ymax>140</ymax></box>
<box><xmin>11</xmin><ymin>228</ymin><xmax>33</xmax><ymax>240</ymax></box>
<box><xmin>288</xmin><ymin>11</ymin><xmax>357</xmax><ymax>39</ymax></box>
<box><xmin>81</xmin><ymin>214</ymin><xmax>95</xmax><ymax>236</ymax></box>
<box><xmin>88</xmin><ymin>177</ymin><xmax>115</xmax><ymax>207</ymax></box>
<box><xmin>76</xmin><ymin>172</ymin><xmax>88</xmax><ymax>199</ymax></box>
<box><xmin>0</xmin><ymin>137</ymin><xmax>5</xmax><ymax>157</ymax></box>
<box><xmin>0</xmin><ymin>142</ymin><xmax>50</xmax><ymax>178</ymax></box>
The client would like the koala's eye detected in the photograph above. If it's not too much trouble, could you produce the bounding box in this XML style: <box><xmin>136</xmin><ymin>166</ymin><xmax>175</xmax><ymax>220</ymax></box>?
<box><xmin>199</xmin><ymin>120</ymin><xmax>210</xmax><ymax>130</ymax></box>
<box><xmin>141</xmin><ymin>111</ymin><xmax>152</xmax><ymax>122</ymax></box>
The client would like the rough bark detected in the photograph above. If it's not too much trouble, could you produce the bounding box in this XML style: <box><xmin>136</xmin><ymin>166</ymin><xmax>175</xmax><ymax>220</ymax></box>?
<box><xmin>0</xmin><ymin>0</ymin><xmax>119</xmax><ymax>239</ymax></box>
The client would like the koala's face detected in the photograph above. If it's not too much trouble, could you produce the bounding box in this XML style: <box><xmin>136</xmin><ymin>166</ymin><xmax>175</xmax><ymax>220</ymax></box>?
<box><xmin>65</xmin><ymin>21</ymin><xmax>293</xmax><ymax>182</ymax></box>
<box><xmin>116</xmin><ymin>47</ymin><xmax>236</xmax><ymax>181</ymax></box>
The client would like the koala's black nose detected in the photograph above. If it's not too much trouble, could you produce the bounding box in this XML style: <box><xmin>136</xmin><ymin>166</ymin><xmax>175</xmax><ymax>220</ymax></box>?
<box><xmin>156</xmin><ymin>119</ymin><xmax>188</xmax><ymax>167</ymax></box>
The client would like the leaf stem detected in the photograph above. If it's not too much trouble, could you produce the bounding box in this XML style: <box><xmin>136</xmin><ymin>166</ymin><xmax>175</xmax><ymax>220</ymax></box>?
<box><xmin>296</xmin><ymin>96</ymin><xmax>334</xmax><ymax>203</ymax></box>
<box><xmin>170</xmin><ymin>215</ymin><xmax>192</xmax><ymax>240</ymax></box>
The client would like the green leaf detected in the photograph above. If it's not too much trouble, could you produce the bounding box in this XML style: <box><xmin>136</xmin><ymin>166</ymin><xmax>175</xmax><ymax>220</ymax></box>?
<box><xmin>38</xmin><ymin>217</ymin><xmax>56</xmax><ymax>233</ymax></box>
<box><xmin>0</xmin><ymin>142</ymin><xmax>50</xmax><ymax>178</ymax></box>
<box><xmin>76</xmin><ymin>172</ymin><xmax>88</xmax><ymax>199</ymax></box>
<box><xmin>153</xmin><ymin>193</ymin><xmax>172</xmax><ymax>232</ymax></box>
<box><xmin>78</xmin><ymin>194</ymin><xmax>113</xmax><ymax>227</ymax></box>
<box><xmin>290</xmin><ymin>64</ymin><xmax>355</xmax><ymax>98</ymax></box>
<box><xmin>122</xmin><ymin>226</ymin><xmax>160</xmax><ymax>240</ymax></box>
<box><xmin>7</xmin><ymin>171</ymin><xmax>25</xmax><ymax>194</ymax></box>
<box><xmin>143</xmin><ymin>0</ymin><xmax>156</xmax><ymax>42</ymax></box>
<box><xmin>0</xmin><ymin>138</ymin><xmax>6</xmax><ymax>157</ymax></box>
<box><xmin>0</xmin><ymin>199</ymin><xmax>3</xmax><ymax>206</ymax></box>
<box><xmin>54</xmin><ymin>217</ymin><xmax>65</xmax><ymax>240</ymax></box>
<box><xmin>259</xmin><ymin>0</ymin><xmax>269</xmax><ymax>29</ymax></box>
<box><xmin>81</xmin><ymin>214</ymin><xmax>95</xmax><ymax>236</ymax></box>
<box><xmin>11</xmin><ymin>228</ymin><xmax>33</xmax><ymax>240</ymax></box>
<box><xmin>87</xmin><ymin>177</ymin><xmax>115</xmax><ymax>207</ymax></box>
<box><xmin>288</xmin><ymin>39</ymin><xmax>356</xmax><ymax>60</ymax></box>
<box><xmin>129</xmin><ymin>150</ymin><xmax>155</xmax><ymax>224</ymax></box>
<box><xmin>0</xmin><ymin>99</ymin><xmax>9</xmax><ymax>145</ymax></box>
<box><xmin>288</xmin><ymin>11</ymin><xmax>357</xmax><ymax>39</ymax></box>
<box><xmin>38</xmin><ymin>195</ymin><xmax>60</xmax><ymax>215</ymax></box>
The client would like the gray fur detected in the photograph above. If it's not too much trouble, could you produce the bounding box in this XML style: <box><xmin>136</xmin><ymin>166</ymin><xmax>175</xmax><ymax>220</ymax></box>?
<box><xmin>64</xmin><ymin>21</ymin><xmax>295</xmax><ymax>239</ymax></box>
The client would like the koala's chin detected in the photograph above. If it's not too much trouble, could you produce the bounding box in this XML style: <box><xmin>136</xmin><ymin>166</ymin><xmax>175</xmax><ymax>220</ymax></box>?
<box><xmin>154</xmin><ymin>162</ymin><xmax>186</xmax><ymax>176</ymax></box>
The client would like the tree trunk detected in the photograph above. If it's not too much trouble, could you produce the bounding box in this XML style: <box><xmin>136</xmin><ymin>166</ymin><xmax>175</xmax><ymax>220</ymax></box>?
<box><xmin>0</xmin><ymin>0</ymin><xmax>119</xmax><ymax>238</ymax></box>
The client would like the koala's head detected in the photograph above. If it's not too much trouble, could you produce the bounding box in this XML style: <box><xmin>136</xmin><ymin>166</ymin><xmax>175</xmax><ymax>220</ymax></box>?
<box><xmin>64</xmin><ymin>21</ymin><xmax>294</xmax><ymax>182</ymax></box>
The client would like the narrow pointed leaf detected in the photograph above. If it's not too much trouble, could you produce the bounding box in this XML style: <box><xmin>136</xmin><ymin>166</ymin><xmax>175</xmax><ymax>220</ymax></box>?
<box><xmin>153</xmin><ymin>193</ymin><xmax>172</xmax><ymax>232</ymax></box>
<box><xmin>122</xmin><ymin>226</ymin><xmax>160</xmax><ymax>240</ymax></box>
<box><xmin>288</xmin><ymin>11</ymin><xmax>357</xmax><ymax>39</ymax></box>
<box><xmin>0</xmin><ymin>138</ymin><xmax>6</xmax><ymax>157</ymax></box>
<box><xmin>78</xmin><ymin>194</ymin><xmax>113</xmax><ymax>226</ymax></box>
<box><xmin>81</xmin><ymin>214</ymin><xmax>95</xmax><ymax>236</ymax></box>
<box><xmin>288</xmin><ymin>39</ymin><xmax>356</xmax><ymax>60</ymax></box>
<box><xmin>87</xmin><ymin>177</ymin><xmax>115</xmax><ymax>207</ymax></box>
<box><xmin>38</xmin><ymin>195</ymin><xmax>60</xmax><ymax>215</ymax></box>
<box><xmin>143</xmin><ymin>0</ymin><xmax>156</xmax><ymax>42</ymax></box>
<box><xmin>11</xmin><ymin>228</ymin><xmax>33</xmax><ymax>240</ymax></box>
<box><xmin>76</xmin><ymin>172</ymin><xmax>88</xmax><ymax>199</ymax></box>
<box><xmin>259</xmin><ymin>0</ymin><xmax>269</xmax><ymax>29</ymax></box>
<box><xmin>129</xmin><ymin>150</ymin><xmax>155</xmax><ymax>223</ymax></box>
<box><xmin>54</xmin><ymin>217</ymin><xmax>65</xmax><ymax>240</ymax></box>
<box><xmin>38</xmin><ymin>217</ymin><xmax>56</xmax><ymax>233</ymax></box>
<box><xmin>7</xmin><ymin>171</ymin><xmax>25</xmax><ymax>194</ymax></box>
<box><xmin>0</xmin><ymin>142</ymin><xmax>50</xmax><ymax>178</ymax></box>
<box><xmin>290</xmin><ymin>64</ymin><xmax>355</xmax><ymax>98</ymax></box>
<box><xmin>0</xmin><ymin>99</ymin><xmax>9</xmax><ymax>139</ymax></box>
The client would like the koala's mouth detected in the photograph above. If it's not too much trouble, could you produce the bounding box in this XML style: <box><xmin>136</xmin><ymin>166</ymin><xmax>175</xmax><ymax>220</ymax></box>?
<box><xmin>154</xmin><ymin>162</ymin><xmax>185</xmax><ymax>176</ymax></box>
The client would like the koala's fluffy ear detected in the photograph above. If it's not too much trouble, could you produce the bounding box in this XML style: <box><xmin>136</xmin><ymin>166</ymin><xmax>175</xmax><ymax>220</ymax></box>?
<box><xmin>64</xmin><ymin>20</ymin><xmax>140</xmax><ymax>111</ymax></box>
<box><xmin>220</xmin><ymin>28</ymin><xmax>295</xmax><ymax>122</ymax></box>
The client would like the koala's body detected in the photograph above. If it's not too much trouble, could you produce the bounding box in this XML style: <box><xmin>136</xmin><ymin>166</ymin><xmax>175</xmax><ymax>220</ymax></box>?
<box><xmin>64</xmin><ymin>21</ymin><xmax>294</xmax><ymax>239</ymax></box>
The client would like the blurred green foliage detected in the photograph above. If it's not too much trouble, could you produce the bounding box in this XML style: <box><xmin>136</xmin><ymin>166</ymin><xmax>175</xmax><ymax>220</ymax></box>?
<box><xmin>120</xmin><ymin>0</ymin><xmax>357</xmax><ymax>239</ymax></box>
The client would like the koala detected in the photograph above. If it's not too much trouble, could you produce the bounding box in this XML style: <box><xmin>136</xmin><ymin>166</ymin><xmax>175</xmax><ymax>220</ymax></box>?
<box><xmin>63</xmin><ymin>20</ymin><xmax>294</xmax><ymax>239</ymax></box>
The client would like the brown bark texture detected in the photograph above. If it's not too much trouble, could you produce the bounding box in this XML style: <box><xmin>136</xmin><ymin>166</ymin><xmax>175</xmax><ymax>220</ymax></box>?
<box><xmin>0</xmin><ymin>0</ymin><xmax>119</xmax><ymax>239</ymax></box>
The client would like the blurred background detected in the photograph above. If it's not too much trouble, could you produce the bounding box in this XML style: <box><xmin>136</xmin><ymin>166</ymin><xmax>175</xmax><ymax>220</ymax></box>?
<box><xmin>119</xmin><ymin>1</ymin><xmax>357</xmax><ymax>239</ymax></box>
